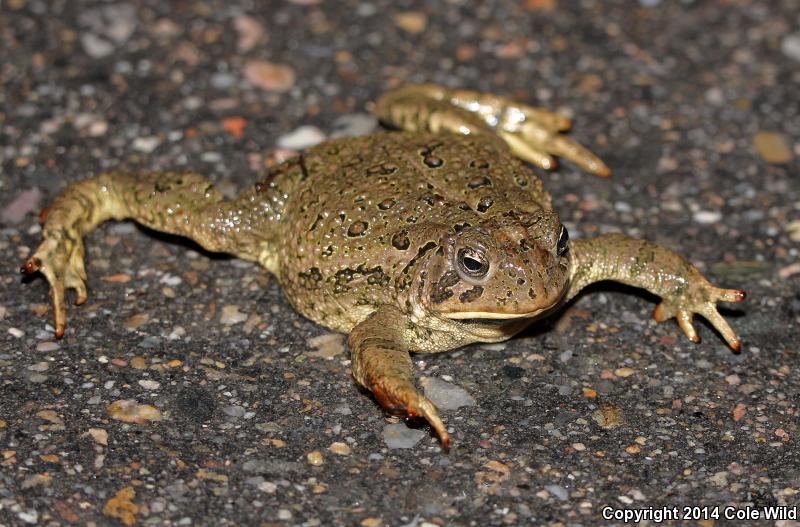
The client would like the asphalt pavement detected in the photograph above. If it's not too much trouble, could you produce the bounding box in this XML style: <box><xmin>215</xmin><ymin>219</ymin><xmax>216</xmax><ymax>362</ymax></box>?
<box><xmin>1</xmin><ymin>1</ymin><xmax>798</xmax><ymax>525</ymax></box>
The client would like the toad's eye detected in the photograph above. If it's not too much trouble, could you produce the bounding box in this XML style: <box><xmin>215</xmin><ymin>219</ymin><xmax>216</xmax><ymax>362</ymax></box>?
<box><xmin>557</xmin><ymin>226</ymin><xmax>569</xmax><ymax>256</ymax></box>
<box><xmin>457</xmin><ymin>248</ymin><xmax>489</xmax><ymax>278</ymax></box>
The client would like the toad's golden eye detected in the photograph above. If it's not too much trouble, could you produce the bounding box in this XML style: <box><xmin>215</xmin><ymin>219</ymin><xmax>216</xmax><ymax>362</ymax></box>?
<box><xmin>457</xmin><ymin>247</ymin><xmax>489</xmax><ymax>278</ymax></box>
<box><xmin>557</xmin><ymin>226</ymin><xmax>569</xmax><ymax>256</ymax></box>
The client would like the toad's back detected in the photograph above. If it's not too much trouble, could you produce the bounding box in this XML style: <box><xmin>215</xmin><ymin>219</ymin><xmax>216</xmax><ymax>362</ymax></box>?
<box><xmin>275</xmin><ymin>132</ymin><xmax>553</xmax><ymax>332</ymax></box>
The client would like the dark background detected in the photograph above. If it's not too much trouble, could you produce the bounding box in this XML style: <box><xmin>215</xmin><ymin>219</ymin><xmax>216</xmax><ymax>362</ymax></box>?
<box><xmin>1</xmin><ymin>0</ymin><xmax>798</xmax><ymax>525</ymax></box>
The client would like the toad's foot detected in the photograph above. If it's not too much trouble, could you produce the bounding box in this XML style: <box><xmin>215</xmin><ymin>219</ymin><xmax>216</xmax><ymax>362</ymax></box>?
<box><xmin>372</xmin><ymin>377</ymin><xmax>449</xmax><ymax>447</ymax></box>
<box><xmin>21</xmin><ymin>229</ymin><xmax>88</xmax><ymax>338</ymax></box>
<box><xmin>374</xmin><ymin>84</ymin><xmax>611</xmax><ymax>177</ymax></box>
<box><xmin>654</xmin><ymin>285</ymin><xmax>746</xmax><ymax>352</ymax></box>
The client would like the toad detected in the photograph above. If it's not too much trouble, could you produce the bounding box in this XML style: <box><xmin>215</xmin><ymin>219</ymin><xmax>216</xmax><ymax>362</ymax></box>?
<box><xmin>22</xmin><ymin>84</ymin><xmax>745</xmax><ymax>445</ymax></box>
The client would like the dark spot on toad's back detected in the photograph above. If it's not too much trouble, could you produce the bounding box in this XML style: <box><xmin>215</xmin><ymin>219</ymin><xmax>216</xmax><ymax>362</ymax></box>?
<box><xmin>298</xmin><ymin>267</ymin><xmax>323</xmax><ymax>289</ymax></box>
<box><xmin>348</xmin><ymin>221</ymin><xmax>368</xmax><ymax>237</ymax></box>
<box><xmin>378</xmin><ymin>198</ymin><xmax>395</xmax><ymax>210</ymax></box>
<box><xmin>392</xmin><ymin>230</ymin><xmax>410</xmax><ymax>250</ymax></box>
<box><xmin>424</xmin><ymin>155</ymin><xmax>444</xmax><ymax>168</ymax></box>
<box><xmin>477</xmin><ymin>196</ymin><xmax>493</xmax><ymax>213</ymax></box>
<box><xmin>468</xmin><ymin>176</ymin><xmax>492</xmax><ymax>189</ymax></box>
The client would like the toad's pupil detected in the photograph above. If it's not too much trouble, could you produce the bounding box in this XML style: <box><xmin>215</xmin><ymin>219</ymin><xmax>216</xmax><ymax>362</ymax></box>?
<box><xmin>464</xmin><ymin>257</ymin><xmax>483</xmax><ymax>272</ymax></box>
<box><xmin>557</xmin><ymin>226</ymin><xmax>569</xmax><ymax>256</ymax></box>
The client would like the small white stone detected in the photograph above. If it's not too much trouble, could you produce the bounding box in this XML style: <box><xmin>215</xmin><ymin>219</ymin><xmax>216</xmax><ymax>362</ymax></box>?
<box><xmin>781</xmin><ymin>34</ymin><xmax>800</xmax><ymax>62</ymax></box>
<box><xmin>693</xmin><ymin>210</ymin><xmax>722</xmax><ymax>224</ymax></box>
<box><xmin>545</xmin><ymin>484</ymin><xmax>569</xmax><ymax>501</ymax></box>
<box><xmin>258</xmin><ymin>481</ymin><xmax>277</xmax><ymax>494</ymax></box>
<box><xmin>420</xmin><ymin>377</ymin><xmax>476</xmax><ymax>410</ymax></box>
<box><xmin>138</xmin><ymin>380</ymin><xmax>161</xmax><ymax>390</ymax></box>
<box><xmin>36</xmin><ymin>341</ymin><xmax>60</xmax><ymax>352</ymax></box>
<box><xmin>17</xmin><ymin>510</ymin><xmax>38</xmax><ymax>524</ymax></box>
<box><xmin>132</xmin><ymin>136</ymin><xmax>161</xmax><ymax>153</ymax></box>
<box><xmin>159</xmin><ymin>274</ymin><xmax>182</xmax><ymax>286</ymax></box>
<box><xmin>276</xmin><ymin>125</ymin><xmax>326</xmax><ymax>150</ymax></box>
<box><xmin>81</xmin><ymin>34</ymin><xmax>113</xmax><ymax>58</ymax></box>
<box><xmin>8</xmin><ymin>327</ymin><xmax>25</xmax><ymax>338</ymax></box>
<box><xmin>28</xmin><ymin>362</ymin><xmax>50</xmax><ymax>372</ymax></box>
<box><xmin>705</xmin><ymin>87</ymin><xmax>725</xmax><ymax>106</ymax></box>
<box><xmin>220</xmin><ymin>305</ymin><xmax>248</xmax><ymax>325</ymax></box>
<box><xmin>382</xmin><ymin>423</ymin><xmax>426</xmax><ymax>449</ymax></box>
<box><xmin>330</xmin><ymin>113</ymin><xmax>379</xmax><ymax>138</ymax></box>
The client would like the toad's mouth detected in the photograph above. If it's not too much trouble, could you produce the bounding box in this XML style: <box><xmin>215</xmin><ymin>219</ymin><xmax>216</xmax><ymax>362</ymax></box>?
<box><xmin>444</xmin><ymin>310</ymin><xmax>546</xmax><ymax>323</ymax></box>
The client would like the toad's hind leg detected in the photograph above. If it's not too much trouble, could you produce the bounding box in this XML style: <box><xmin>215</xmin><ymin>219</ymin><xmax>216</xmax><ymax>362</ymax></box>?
<box><xmin>374</xmin><ymin>84</ymin><xmax>610</xmax><ymax>177</ymax></box>
<box><xmin>22</xmin><ymin>170</ymin><xmax>280</xmax><ymax>337</ymax></box>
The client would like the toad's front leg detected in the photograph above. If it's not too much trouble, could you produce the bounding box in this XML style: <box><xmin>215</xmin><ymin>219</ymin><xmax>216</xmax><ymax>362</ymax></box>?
<box><xmin>349</xmin><ymin>306</ymin><xmax>460</xmax><ymax>446</ymax></box>
<box><xmin>566</xmin><ymin>234</ymin><xmax>746</xmax><ymax>350</ymax></box>
<box><xmin>22</xmin><ymin>171</ymin><xmax>278</xmax><ymax>337</ymax></box>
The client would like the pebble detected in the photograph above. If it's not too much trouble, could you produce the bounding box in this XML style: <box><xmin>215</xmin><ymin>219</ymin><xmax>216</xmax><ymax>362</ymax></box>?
<box><xmin>28</xmin><ymin>362</ymin><xmax>49</xmax><ymax>372</ymax></box>
<box><xmin>244</xmin><ymin>60</ymin><xmax>296</xmax><ymax>93</ymax></box>
<box><xmin>704</xmin><ymin>87</ymin><xmax>725</xmax><ymax>106</ymax></box>
<box><xmin>393</xmin><ymin>11</ymin><xmax>427</xmax><ymax>34</ymax></box>
<box><xmin>80</xmin><ymin>4</ymin><xmax>137</xmax><ymax>44</ymax></box>
<box><xmin>123</xmin><ymin>313</ymin><xmax>149</xmax><ymax>331</ymax></box>
<box><xmin>8</xmin><ymin>328</ymin><xmax>25</xmax><ymax>338</ymax></box>
<box><xmin>592</xmin><ymin>404</ymin><xmax>622</xmax><ymax>429</ymax></box>
<box><xmin>234</xmin><ymin>15</ymin><xmax>265</xmax><ymax>52</ymax></box>
<box><xmin>382</xmin><ymin>423</ymin><xmax>426</xmax><ymax>449</ymax></box>
<box><xmin>258</xmin><ymin>481</ymin><xmax>278</xmax><ymax>494</ymax></box>
<box><xmin>545</xmin><ymin>484</ymin><xmax>569</xmax><ymax>501</ymax></box>
<box><xmin>693</xmin><ymin>210</ymin><xmax>722</xmax><ymax>224</ymax></box>
<box><xmin>87</xmin><ymin>428</ymin><xmax>109</xmax><ymax>445</ymax></box>
<box><xmin>223</xmin><ymin>405</ymin><xmax>246</xmax><ymax>418</ymax></box>
<box><xmin>306</xmin><ymin>333</ymin><xmax>345</xmax><ymax>359</ymax></box>
<box><xmin>107</xmin><ymin>399</ymin><xmax>162</xmax><ymax>423</ymax></box>
<box><xmin>330</xmin><ymin>113</ymin><xmax>379</xmax><ymax>138</ymax></box>
<box><xmin>781</xmin><ymin>33</ymin><xmax>800</xmax><ymax>62</ymax></box>
<box><xmin>725</xmin><ymin>374</ymin><xmax>741</xmax><ymax>385</ymax></box>
<box><xmin>132</xmin><ymin>136</ymin><xmax>161</xmax><ymax>153</ymax></box>
<box><xmin>753</xmin><ymin>132</ymin><xmax>793</xmax><ymax>164</ymax></box>
<box><xmin>138</xmin><ymin>380</ymin><xmax>161</xmax><ymax>390</ymax></box>
<box><xmin>36</xmin><ymin>341</ymin><xmax>60</xmax><ymax>352</ymax></box>
<box><xmin>420</xmin><ymin>377</ymin><xmax>476</xmax><ymax>410</ymax></box>
<box><xmin>1</xmin><ymin>188</ymin><xmax>42</xmax><ymax>224</ymax></box>
<box><xmin>210</xmin><ymin>73</ymin><xmax>237</xmax><ymax>90</ymax></box>
<box><xmin>307</xmin><ymin>450</ymin><xmax>324</xmax><ymax>466</ymax></box>
<box><xmin>786</xmin><ymin>220</ymin><xmax>800</xmax><ymax>242</ymax></box>
<box><xmin>334</xmin><ymin>403</ymin><xmax>352</xmax><ymax>415</ymax></box>
<box><xmin>17</xmin><ymin>510</ymin><xmax>38</xmax><ymax>524</ymax></box>
<box><xmin>329</xmin><ymin>442</ymin><xmax>352</xmax><ymax>456</ymax></box>
<box><xmin>276</xmin><ymin>125</ymin><xmax>326</xmax><ymax>151</ymax></box>
<box><xmin>220</xmin><ymin>305</ymin><xmax>248</xmax><ymax>325</ymax></box>
<box><xmin>614</xmin><ymin>367</ymin><xmax>635</xmax><ymax>378</ymax></box>
<box><xmin>80</xmin><ymin>33</ymin><xmax>114</xmax><ymax>58</ymax></box>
